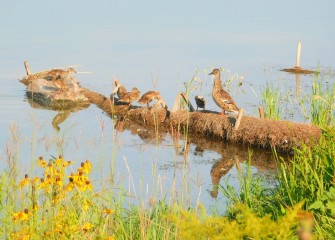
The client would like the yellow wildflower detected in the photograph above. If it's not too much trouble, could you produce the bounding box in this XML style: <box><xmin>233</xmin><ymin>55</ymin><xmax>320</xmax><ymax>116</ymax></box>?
<box><xmin>38</xmin><ymin>178</ymin><xmax>48</xmax><ymax>191</ymax></box>
<box><xmin>82</xmin><ymin>200</ymin><xmax>91</xmax><ymax>211</ymax></box>
<box><xmin>64</xmin><ymin>177</ymin><xmax>75</xmax><ymax>192</ymax></box>
<box><xmin>13</xmin><ymin>209</ymin><xmax>29</xmax><ymax>223</ymax></box>
<box><xmin>45</xmin><ymin>162</ymin><xmax>56</xmax><ymax>178</ymax></box>
<box><xmin>38</xmin><ymin>156</ymin><xmax>47</xmax><ymax>168</ymax></box>
<box><xmin>33</xmin><ymin>204</ymin><xmax>39</xmax><ymax>211</ymax></box>
<box><xmin>81</xmin><ymin>160</ymin><xmax>92</xmax><ymax>174</ymax></box>
<box><xmin>19</xmin><ymin>174</ymin><xmax>29</xmax><ymax>189</ymax></box>
<box><xmin>31</xmin><ymin>176</ymin><xmax>40</xmax><ymax>184</ymax></box>
<box><xmin>79</xmin><ymin>180</ymin><xmax>93</xmax><ymax>191</ymax></box>
<box><xmin>55</xmin><ymin>176</ymin><xmax>63</xmax><ymax>188</ymax></box>
<box><xmin>63</xmin><ymin>160</ymin><xmax>74</xmax><ymax>167</ymax></box>
<box><xmin>75</xmin><ymin>169</ymin><xmax>88</xmax><ymax>187</ymax></box>
<box><xmin>45</xmin><ymin>174</ymin><xmax>53</xmax><ymax>185</ymax></box>
<box><xmin>102</xmin><ymin>208</ymin><xmax>114</xmax><ymax>215</ymax></box>
<box><xmin>82</xmin><ymin>223</ymin><xmax>94</xmax><ymax>232</ymax></box>
<box><xmin>55</xmin><ymin>155</ymin><xmax>66</xmax><ymax>167</ymax></box>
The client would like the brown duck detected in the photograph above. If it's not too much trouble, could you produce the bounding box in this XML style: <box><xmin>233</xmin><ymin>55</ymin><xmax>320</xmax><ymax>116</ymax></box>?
<box><xmin>118</xmin><ymin>87</ymin><xmax>141</xmax><ymax>105</ymax></box>
<box><xmin>209</xmin><ymin>69</ymin><xmax>239</xmax><ymax>115</ymax></box>
<box><xmin>113</xmin><ymin>80</ymin><xmax>127</xmax><ymax>99</ymax></box>
<box><xmin>52</xmin><ymin>67</ymin><xmax>77</xmax><ymax>92</ymax></box>
<box><xmin>194</xmin><ymin>95</ymin><xmax>205</xmax><ymax>111</ymax></box>
<box><xmin>138</xmin><ymin>91</ymin><xmax>161</xmax><ymax>108</ymax></box>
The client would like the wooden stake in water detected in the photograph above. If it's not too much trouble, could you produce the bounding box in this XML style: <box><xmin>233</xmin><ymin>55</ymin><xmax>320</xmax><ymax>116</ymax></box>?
<box><xmin>234</xmin><ymin>108</ymin><xmax>244</xmax><ymax>131</ymax></box>
<box><xmin>24</xmin><ymin>61</ymin><xmax>31</xmax><ymax>75</ymax></box>
<box><xmin>258</xmin><ymin>106</ymin><xmax>264</xmax><ymax>119</ymax></box>
<box><xmin>296</xmin><ymin>41</ymin><xmax>302</xmax><ymax>68</ymax></box>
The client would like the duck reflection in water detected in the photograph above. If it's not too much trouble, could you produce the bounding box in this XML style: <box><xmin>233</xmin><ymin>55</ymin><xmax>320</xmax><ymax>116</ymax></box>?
<box><xmin>210</xmin><ymin>155</ymin><xmax>240</xmax><ymax>198</ymax></box>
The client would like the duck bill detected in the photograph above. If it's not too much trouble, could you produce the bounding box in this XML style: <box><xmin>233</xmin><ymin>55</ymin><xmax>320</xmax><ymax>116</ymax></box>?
<box><xmin>208</xmin><ymin>70</ymin><xmax>215</xmax><ymax>75</ymax></box>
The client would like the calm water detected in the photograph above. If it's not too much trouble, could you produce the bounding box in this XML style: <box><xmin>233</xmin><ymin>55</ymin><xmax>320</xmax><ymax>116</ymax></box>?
<box><xmin>1</xmin><ymin>1</ymin><xmax>335</xmax><ymax>209</ymax></box>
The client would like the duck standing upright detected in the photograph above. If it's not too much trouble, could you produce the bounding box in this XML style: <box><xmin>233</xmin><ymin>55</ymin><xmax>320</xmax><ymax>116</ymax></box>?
<box><xmin>138</xmin><ymin>91</ymin><xmax>161</xmax><ymax>109</ymax></box>
<box><xmin>209</xmin><ymin>69</ymin><xmax>239</xmax><ymax>115</ymax></box>
<box><xmin>118</xmin><ymin>87</ymin><xmax>141</xmax><ymax>105</ymax></box>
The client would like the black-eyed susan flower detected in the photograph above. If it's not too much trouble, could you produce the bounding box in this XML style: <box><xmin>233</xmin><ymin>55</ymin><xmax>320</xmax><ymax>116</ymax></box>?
<box><xmin>38</xmin><ymin>156</ymin><xmax>47</xmax><ymax>168</ymax></box>
<box><xmin>55</xmin><ymin>155</ymin><xmax>66</xmax><ymax>167</ymax></box>
<box><xmin>12</xmin><ymin>209</ymin><xmax>29</xmax><ymax>223</ymax></box>
<box><xmin>82</xmin><ymin>160</ymin><xmax>92</xmax><ymax>174</ymax></box>
<box><xmin>82</xmin><ymin>223</ymin><xmax>94</xmax><ymax>232</ymax></box>
<box><xmin>63</xmin><ymin>160</ymin><xmax>74</xmax><ymax>167</ymax></box>
<box><xmin>45</xmin><ymin>162</ymin><xmax>56</xmax><ymax>178</ymax></box>
<box><xmin>45</xmin><ymin>174</ymin><xmax>53</xmax><ymax>185</ymax></box>
<box><xmin>75</xmin><ymin>169</ymin><xmax>88</xmax><ymax>188</ymax></box>
<box><xmin>37</xmin><ymin>178</ymin><xmax>50</xmax><ymax>192</ymax></box>
<box><xmin>79</xmin><ymin>180</ymin><xmax>93</xmax><ymax>192</ymax></box>
<box><xmin>102</xmin><ymin>208</ymin><xmax>114</xmax><ymax>215</ymax></box>
<box><xmin>64</xmin><ymin>176</ymin><xmax>75</xmax><ymax>192</ymax></box>
<box><xmin>55</xmin><ymin>176</ymin><xmax>63</xmax><ymax>188</ymax></box>
<box><xmin>19</xmin><ymin>174</ymin><xmax>29</xmax><ymax>189</ymax></box>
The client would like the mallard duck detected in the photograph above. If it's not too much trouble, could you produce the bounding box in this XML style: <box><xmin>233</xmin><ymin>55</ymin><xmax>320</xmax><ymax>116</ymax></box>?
<box><xmin>112</xmin><ymin>80</ymin><xmax>127</xmax><ymax>99</ymax></box>
<box><xmin>52</xmin><ymin>67</ymin><xmax>77</xmax><ymax>92</ymax></box>
<box><xmin>138</xmin><ymin>91</ymin><xmax>161</xmax><ymax>108</ymax></box>
<box><xmin>209</xmin><ymin>69</ymin><xmax>239</xmax><ymax>115</ymax></box>
<box><xmin>194</xmin><ymin>95</ymin><xmax>206</xmax><ymax>111</ymax></box>
<box><xmin>118</xmin><ymin>87</ymin><xmax>141</xmax><ymax>105</ymax></box>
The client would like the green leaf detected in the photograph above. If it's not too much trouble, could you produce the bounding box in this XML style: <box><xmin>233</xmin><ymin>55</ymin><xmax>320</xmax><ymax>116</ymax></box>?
<box><xmin>308</xmin><ymin>201</ymin><xmax>324</xmax><ymax>210</ymax></box>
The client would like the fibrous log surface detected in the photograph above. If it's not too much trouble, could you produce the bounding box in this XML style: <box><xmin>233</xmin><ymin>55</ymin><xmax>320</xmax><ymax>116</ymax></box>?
<box><xmin>82</xmin><ymin>88</ymin><xmax>321</xmax><ymax>153</ymax></box>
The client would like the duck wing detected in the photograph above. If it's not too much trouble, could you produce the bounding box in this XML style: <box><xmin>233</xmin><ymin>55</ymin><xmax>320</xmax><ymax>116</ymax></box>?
<box><xmin>214</xmin><ymin>88</ymin><xmax>239</xmax><ymax>111</ymax></box>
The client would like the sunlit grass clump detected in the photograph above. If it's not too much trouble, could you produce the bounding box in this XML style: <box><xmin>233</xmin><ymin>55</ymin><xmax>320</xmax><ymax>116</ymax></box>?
<box><xmin>171</xmin><ymin>204</ymin><xmax>303</xmax><ymax>240</ymax></box>
<box><xmin>261</xmin><ymin>83</ymin><xmax>282</xmax><ymax>120</ymax></box>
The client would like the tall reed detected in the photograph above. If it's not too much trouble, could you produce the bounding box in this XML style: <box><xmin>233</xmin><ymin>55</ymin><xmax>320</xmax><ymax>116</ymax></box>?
<box><xmin>310</xmin><ymin>75</ymin><xmax>335</xmax><ymax>128</ymax></box>
<box><xmin>261</xmin><ymin>83</ymin><xmax>282</xmax><ymax>120</ymax></box>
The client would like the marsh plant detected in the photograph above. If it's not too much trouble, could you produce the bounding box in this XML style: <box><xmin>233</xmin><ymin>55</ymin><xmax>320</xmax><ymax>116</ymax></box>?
<box><xmin>310</xmin><ymin>76</ymin><xmax>335</xmax><ymax>128</ymax></box>
<box><xmin>261</xmin><ymin>83</ymin><xmax>282</xmax><ymax>120</ymax></box>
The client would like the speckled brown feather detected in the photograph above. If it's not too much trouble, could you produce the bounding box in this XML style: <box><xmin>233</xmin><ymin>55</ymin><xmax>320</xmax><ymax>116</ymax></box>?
<box><xmin>209</xmin><ymin>69</ymin><xmax>239</xmax><ymax>114</ymax></box>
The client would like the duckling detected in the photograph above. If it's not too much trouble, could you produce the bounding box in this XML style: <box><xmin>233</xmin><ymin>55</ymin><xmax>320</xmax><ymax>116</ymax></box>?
<box><xmin>118</xmin><ymin>87</ymin><xmax>141</xmax><ymax>105</ymax></box>
<box><xmin>209</xmin><ymin>69</ymin><xmax>239</xmax><ymax>115</ymax></box>
<box><xmin>194</xmin><ymin>95</ymin><xmax>206</xmax><ymax>111</ymax></box>
<box><xmin>52</xmin><ymin>67</ymin><xmax>77</xmax><ymax>92</ymax></box>
<box><xmin>112</xmin><ymin>79</ymin><xmax>127</xmax><ymax>99</ymax></box>
<box><xmin>138</xmin><ymin>91</ymin><xmax>161</xmax><ymax>109</ymax></box>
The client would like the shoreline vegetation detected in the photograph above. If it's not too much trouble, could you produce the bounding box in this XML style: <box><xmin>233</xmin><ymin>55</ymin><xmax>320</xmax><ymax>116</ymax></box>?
<box><xmin>2</xmin><ymin>128</ymin><xmax>334</xmax><ymax>239</ymax></box>
<box><xmin>1</xmin><ymin>65</ymin><xmax>334</xmax><ymax>239</ymax></box>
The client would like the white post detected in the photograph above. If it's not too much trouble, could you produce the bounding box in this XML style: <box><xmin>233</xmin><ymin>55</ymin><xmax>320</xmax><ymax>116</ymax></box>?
<box><xmin>296</xmin><ymin>41</ymin><xmax>302</xmax><ymax>68</ymax></box>
<box><xmin>24</xmin><ymin>61</ymin><xmax>31</xmax><ymax>75</ymax></box>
